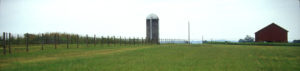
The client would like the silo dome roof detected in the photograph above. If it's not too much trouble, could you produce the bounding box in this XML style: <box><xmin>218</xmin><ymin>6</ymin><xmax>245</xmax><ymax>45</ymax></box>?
<box><xmin>146</xmin><ymin>13</ymin><xmax>159</xmax><ymax>19</ymax></box>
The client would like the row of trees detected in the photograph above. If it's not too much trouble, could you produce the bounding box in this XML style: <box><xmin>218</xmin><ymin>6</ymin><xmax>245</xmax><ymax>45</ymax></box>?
<box><xmin>238</xmin><ymin>35</ymin><xmax>300</xmax><ymax>43</ymax></box>
<box><xmin>238</xmin><ymin>35</ymin><xmax>254</xmax><ymax>42</ymax></box>
<box><xmin>0</xmin><ymin>32</ymin><xmax>149</xmax><ymax>46</ymax></box>
<box><xmin>1</xmin><ymin>32</ymin><xmax>155</xmax><ymax>55</ymax></box>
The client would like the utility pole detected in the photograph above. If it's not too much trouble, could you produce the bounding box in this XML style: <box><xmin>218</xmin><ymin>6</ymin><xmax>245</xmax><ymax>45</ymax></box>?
<box><xmin>188</xmin><ymin>20</ymin><xmax>190</xmax><ymax>44</ymax></box>
<box><xmin>202</xmin><ymin>36</ymin><xmax>204</xmax><ymax>43</ymax></box>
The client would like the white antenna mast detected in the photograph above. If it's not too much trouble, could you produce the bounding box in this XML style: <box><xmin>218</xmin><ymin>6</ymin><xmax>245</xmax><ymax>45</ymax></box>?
<box><xmin>188</xmin><ymin>20</ymin><xmax>190</xmax><ymax>44</ymax></box>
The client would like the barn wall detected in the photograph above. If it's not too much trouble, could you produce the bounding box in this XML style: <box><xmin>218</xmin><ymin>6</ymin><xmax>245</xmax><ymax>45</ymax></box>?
<box><xmin>255</xmin><ymin>24</ymin><xmax>287</xmax><ymax>43</ymax></box>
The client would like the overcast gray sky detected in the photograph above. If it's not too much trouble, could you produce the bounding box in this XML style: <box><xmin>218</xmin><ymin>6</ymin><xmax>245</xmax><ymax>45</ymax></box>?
<box><xmin>0</xmin><ymin>0</ymin><xmax>299</xmax><ymax>41</ymax></box>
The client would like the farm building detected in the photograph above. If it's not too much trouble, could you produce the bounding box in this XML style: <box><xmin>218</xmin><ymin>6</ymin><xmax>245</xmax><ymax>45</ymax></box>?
<box><xmin>146</xmin><ymin>13</ymin><xmax>159</xmax><ymax>44</ymax></box>
<box><xmin>255</xmin><ymin>23</ymin><xmax>288</xmax><ymax>43</ymax></box>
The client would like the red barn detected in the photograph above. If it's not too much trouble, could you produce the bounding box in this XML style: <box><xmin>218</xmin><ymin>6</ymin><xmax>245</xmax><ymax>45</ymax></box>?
<box><xmin>255</xmin><ymin>23</ymin><xmax>288</xmax><ymax>43</ymax></box>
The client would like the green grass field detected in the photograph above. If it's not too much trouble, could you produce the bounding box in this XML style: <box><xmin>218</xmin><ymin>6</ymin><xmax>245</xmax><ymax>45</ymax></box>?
<box><xmin>1</xmin><ymin>44</ymin><xmax>300</xmax><ymax>71</ymax></box>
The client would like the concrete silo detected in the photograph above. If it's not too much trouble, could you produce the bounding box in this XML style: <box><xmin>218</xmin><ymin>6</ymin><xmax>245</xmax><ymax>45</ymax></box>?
<box><xmin>146</xmin><ymin>13</ymin><xmax>159</xmax><ymax>44</ymax></box>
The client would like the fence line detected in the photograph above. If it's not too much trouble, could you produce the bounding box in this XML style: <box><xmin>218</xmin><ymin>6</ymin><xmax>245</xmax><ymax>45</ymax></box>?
<box><xmin>3</xmin><ymin>32</ymin><xmax>6</xmax><ymax>55</ymax></box>
<box><xmin>0</xmin><ymin>32</ymin><xmax>189</xmax><ymax>55</ymax></box>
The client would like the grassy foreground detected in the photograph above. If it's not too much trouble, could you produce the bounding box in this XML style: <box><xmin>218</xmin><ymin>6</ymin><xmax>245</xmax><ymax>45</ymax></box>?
<box><xmin>0</xmin><ymin>44</ymin><xmax>300</xmax><ymax>71</ymax></box>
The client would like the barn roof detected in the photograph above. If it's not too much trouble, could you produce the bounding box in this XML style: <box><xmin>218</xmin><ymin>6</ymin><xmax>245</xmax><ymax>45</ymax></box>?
<box><xmin>255</xmin><ymin>23</ymin><xmax>288</xmax><ymax>34</ymax></box>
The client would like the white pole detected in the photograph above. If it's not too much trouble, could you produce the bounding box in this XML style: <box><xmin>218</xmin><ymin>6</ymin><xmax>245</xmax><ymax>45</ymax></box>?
<box><xmin>202</xmin><ymin>35</ymin><xmax>203</xmax><ymax>43</ymax></box>
<box><xmin>188</xmin><ymin>20</ymin><xmax>190</xmax><ymax>44</ymax></box>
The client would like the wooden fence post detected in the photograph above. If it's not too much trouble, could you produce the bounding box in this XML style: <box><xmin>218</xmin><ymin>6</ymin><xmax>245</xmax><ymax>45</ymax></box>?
<box><xmin>41</xmin><ymin>34</ymin><xmax>44</xmax><ymax>50</ymax></box>
<box><xmin>101</xmin><ymin>36</ymin><xmax>104</xmax><ymax>46</ymax></box>
<box><xmin>94</xmin><ymin>34</ymin><xmax>96</xmax><ymax>47</ymax></box>
<box><xmin>141</xmin><ymin>37</ymin><xmax>143</xmax><ymax>45</ymax></box>
<box><xmin>77</xmin><ymin>35</ymin><xmax>79</xmax><ymax>48</ymax></box>
<box><xmin>119</xmin><ymin>36</ymin><xmax>122</xmax><ymax>46</ymax></box>
<box><xmin>112</xmin><ymin>36</ymin><xmax>114</xmax><ymax>46</ymax></box>
<box><xmin>136</xmin><ymin>37</ymin><xmax>138</xmax><ymax>46</ymax></box>
<box><xmin>26</xmin><ymin>33</ymin><xmax>29</xmax><ymax>52</ymax></box>
<box><xmin>57</xmin><ymin>34</ymin><xmax>59</xmax><ymax>48</ymax></box>
<box><xmin>111</xmin><ymin>36</ymin><xmax>113</xmax><ymax>46</ymax></box>
<box><xmin>113</xmin><ymin>36</ymin><xmax>116</xmax><ymax>46</ymax></box>
<box><xmin>55</xmin><ymin>34</ymin><xmax>57</xmax><ymax>49</ymax></box>
<box><xmin>17</xmin><ymin>34</ymin><xmax>19</xmax><ymax>45</ymax></box>
<box><xmin>107</xmin><ymin>36</ymin><xmax>110</xmax><ymax>46</ymax></box>
<box><xmin>133</xmin><ymin>37</ymin><xmax>135</xmax><ymax>46</ymax></box>
<box><xmin>142</xmin><ymin>37</ymin><xmax>144</xmax><ymax>45</ymax></box>
<box><xmin>124</xmin><ymin>37</ymin><xmax>126</xmax><ymax>46</ymax></box>
<box><xmin>129</xmin><ymin>37</ymin><xmax>131</xmax><ymax>45</ymax></box>
<box><xmin>127</xmin><ymin>37</ymin><xmax>129</xmax><ymax>45</ymax></box>
<box><xmin>8</xmin><ymin>33</ymin><xmax>11</xmax><ymax>54</ymax></box>
<box><xmin>137</xmin><ymin>37</ymin><xmax>139</xmax><ymax>46</ymax></box>
<box><xmin>67</xmin><ymin>35</ymin><xmax>69</xmax><ymax>48</ymax></box>
<box><xmin>3</xmin><ymin>32</ymin><xmax>6</xmax><ymax>55</ymax></box>
<box><xmin>86</xmin><ymin>34</ymin><xmax>88</xmax><ymax>47</ymax></box>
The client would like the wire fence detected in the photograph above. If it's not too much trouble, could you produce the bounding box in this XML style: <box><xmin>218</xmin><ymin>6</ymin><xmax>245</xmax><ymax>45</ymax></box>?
<box><xmin>0</xmin><ymin>32</ymin><xmax>189</xmax><ymax>55</ymax></box>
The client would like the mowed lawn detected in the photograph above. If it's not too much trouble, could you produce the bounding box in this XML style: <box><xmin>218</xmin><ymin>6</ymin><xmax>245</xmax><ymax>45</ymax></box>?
<box><xmin>0</xmin><ymin>44</ymin><xmax>300</xmax><ymax>71</ymax></box>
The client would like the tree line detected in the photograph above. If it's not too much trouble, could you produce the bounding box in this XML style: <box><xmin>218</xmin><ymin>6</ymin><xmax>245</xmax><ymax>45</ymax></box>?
<box><xmin>0</xmin><ymin>32</ymin><xmax>147</xmax><ymax>45</ymax></box>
